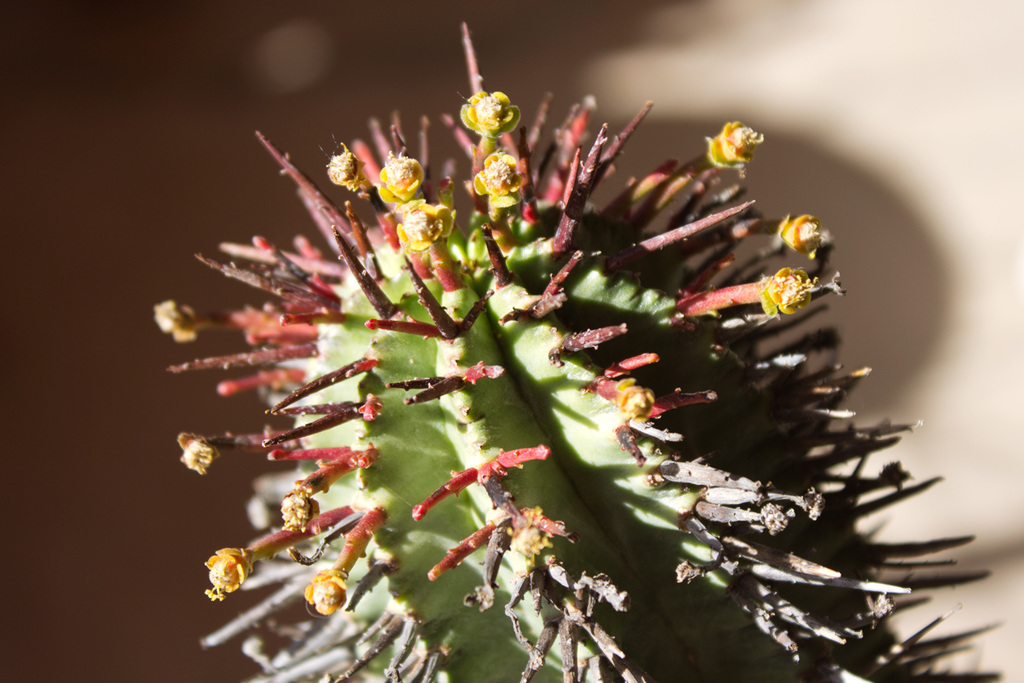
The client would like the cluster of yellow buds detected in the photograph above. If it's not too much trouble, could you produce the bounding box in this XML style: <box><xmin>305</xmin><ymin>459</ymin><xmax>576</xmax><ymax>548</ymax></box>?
<box><xmin>325</xmin><ymin>91</ymin><xmax>525</xmax><ymax>258</ymax></box>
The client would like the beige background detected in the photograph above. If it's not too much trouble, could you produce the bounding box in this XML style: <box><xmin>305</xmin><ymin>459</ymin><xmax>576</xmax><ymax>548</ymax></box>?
<box><xmin>4</xmin><ymin>1</ymin><xmax>1018</xmax><ymax>680</ymax></box>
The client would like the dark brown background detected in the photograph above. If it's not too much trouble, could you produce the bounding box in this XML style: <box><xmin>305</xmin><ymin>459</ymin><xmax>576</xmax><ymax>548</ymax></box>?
<box><xmin>4</xmin><ymin>1</ymin><xmax>969</xmax><ymax>681</ymax></box>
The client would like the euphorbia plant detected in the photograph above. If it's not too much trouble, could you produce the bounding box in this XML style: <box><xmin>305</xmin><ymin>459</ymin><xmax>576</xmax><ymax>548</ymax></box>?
<box><xmin>157</xmin><ymin>25</ymin><xmax>994</xmax><ymax>683</ymax></box>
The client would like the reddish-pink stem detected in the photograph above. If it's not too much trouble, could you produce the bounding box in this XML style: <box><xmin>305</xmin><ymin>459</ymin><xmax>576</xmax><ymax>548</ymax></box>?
<box><xmin>604</xmin><ymin>353</ymin><xmax>660</xmax><ymax>378</ymax></box>
<box><xmin>649</xmin><ymin>389</ymin><xmax>718</xmax><ymax>418</ymax></box>
<box><xmin>428</xmin><ymin>523</ymin><xmax>497</xmax><ymax>581</ymax></box>
<box><xmin>365</xmin><ymin>318</ymin><xmax>441</xmax><ymax>338</ymax></box>
<box><xmin>216</xmin><ymin>368</ymin><xmax>307</xmax><ymax>397</ymax></box>
<box><xmin>676</xmin><ymin>280</ymin><xmax>763</xmax><ymax>317</ymax></box>
<box><xmin>412</xmin><ymin>446</ymin><xmax>550</xmax><ymax>520</ymax></box>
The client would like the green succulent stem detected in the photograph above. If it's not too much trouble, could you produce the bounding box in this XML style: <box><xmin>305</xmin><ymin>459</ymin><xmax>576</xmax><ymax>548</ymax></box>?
<box><xmin>162</xmin><ymin>25</ymin><xmax>993</xmax><ymax>683</ymax></box>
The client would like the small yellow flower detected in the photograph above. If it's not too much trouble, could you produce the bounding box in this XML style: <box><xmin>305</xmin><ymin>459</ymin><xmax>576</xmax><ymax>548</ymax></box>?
<box><xmin>474</xmin><ymin>152</ymin><xmax>522</xmax><ymax>209</ymax></box>
<box><xmin>154</xmin><ymin>300</ymin><xmax>197</xmax><ymax>343</ymax></box>
<box><xmin>760</xmin><ymin>268</ymin><xmax>817</xmax><ymax>316</ymax></box>
<box><xmin>778</xmin><ymin>215</ymin><xmax>823</xmax><ymax>258</ymax></box>
<box><xmin>378</xmin><ymin>153</ymin><xmax>424</xmax><ymax>204</ymax></box>
<box><xmin>460</xmin><ymin>91</ymin><xmax>521</xmax><ymax>137</ymax></box>
<box><xmin>304</xmin><ymin>569</ymin><xmax>348</xmax><ymax>616</ymax></box>
<box><xmin>205</xmin><ymin>548</ymin><xmax>253</xmax><ymax>601</ymax></box>
<box><xmin>281</xmin><ymin>486</ymin><xmax>320</xmax><ymax>531</ymax></box>
<box><xmin>397</xmin><ymin>204</ymin><xmax>454</xmax><ymax>253</ymax></box>
<box><xmin>178</xmin><ymin>432</ymin><xmax>218</xmax><ymax>475</ymax></box>
<box><xmin>615</xmin><ymin>379</ymin><xmax>656</xmax><ymax>421</ymax></box>
<box><xmin>707</xmin><ymin>121</ymin><xmax>764</xmax><ymax>168</ymax></box>
<box><xmin>510</xmin><ymin>508</ymin><xmax>553</xmax><ymax>559</ymax></box>
<box><xmin>326</xmin><ymin>144</ymin><xmax>368</xmax><ymax>192</ymax></box>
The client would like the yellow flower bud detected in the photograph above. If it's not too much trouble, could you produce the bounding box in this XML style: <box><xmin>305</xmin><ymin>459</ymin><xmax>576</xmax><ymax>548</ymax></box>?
<box><xmin>326</xmin><ymin>144</ymin><xmax>367</xmax><ymax>192</ymax></box>
<box><xmin>474</xmin><ymin>152</ymin><xmax>522</xmax><ymax>209</ymax></box>
<box><xmin>178</xmin><ymin>432</ymin><xmax>219</xmax><ymax>475</ymax></box>
<box><xmin>760</xmin><ymin>268</ymin><xmax>816</xmax><ymax>316</ymax></box>
<box><xmin>205</xmin><ymin>548</ymin><xmax>253</xmax><ymax>601</ymax></box>
<box><xmin>460</xmin><ymin>91</ymin><xmax>521</xmax><ymax>137</ymax></box>
<box><xmin>304</xmin><ymin>569</ymin><xmax>347</xmax><ymax>616</ymax></box>
<box><xmin>378</xmin><ymin>153</ymin><xmax>424</xmax><ymax>204</ymax></box>
<box><xmin>510</xmin><ymin>508</ymin><xmax>553</xmax><ymax>559</ymax></box>
<box><xmin>154</xmin><ymin>300</ymin><xmax>197</xmax><ymax>343</ymax></box>
<box><xmin>281</xmin><ymin>486</ymin><xmax>320</xmax><ymax>531</ymax></box>
<box><xmin>707</xmin><ymin>121</ymin><xmax>764</xmax><ymax>168</ymax></box>
<box><xmin>778</xmin><ymin>215</ymin><xmax>822</xmax><ymax>258</ymax></box>
<box><xmin>397</xmin><ymin>204</ymin><xmax>454</xmax><ymax>253</ymax></box>
<box><xmin>615</xmin><ymin>379</ymin><xmax>656</xmax><ymax>421</ymax></box>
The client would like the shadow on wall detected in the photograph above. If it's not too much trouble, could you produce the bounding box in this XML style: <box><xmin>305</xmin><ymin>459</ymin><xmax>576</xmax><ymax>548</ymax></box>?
<box><xmin>603</xmin><ymin>120</ymin><xmax>950</xmax><ymax>418</ymax></box>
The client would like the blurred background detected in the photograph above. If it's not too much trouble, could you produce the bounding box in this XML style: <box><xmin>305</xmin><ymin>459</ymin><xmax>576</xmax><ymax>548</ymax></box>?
<box><xmin>4</xmin><ymin>0</ymin><xmax>1020</xmax><ymax>680</ymax></box>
